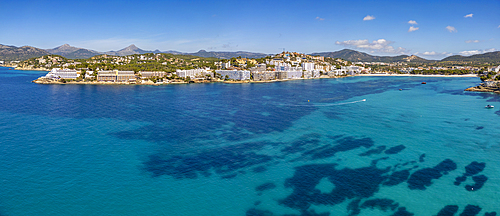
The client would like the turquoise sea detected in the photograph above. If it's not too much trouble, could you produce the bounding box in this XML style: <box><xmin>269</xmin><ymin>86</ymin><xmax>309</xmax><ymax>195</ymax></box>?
<box><xmin>0</xmin><ymin>66</ymin><xmax>499</xmax><ymax>216</ymax></box>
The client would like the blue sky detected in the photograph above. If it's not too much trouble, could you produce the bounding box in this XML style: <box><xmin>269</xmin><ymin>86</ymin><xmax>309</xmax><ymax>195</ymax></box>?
<box><xmin>1</xmin><ymin>0</ymin><xmax>498</xmax><ymax>59</ymax></box>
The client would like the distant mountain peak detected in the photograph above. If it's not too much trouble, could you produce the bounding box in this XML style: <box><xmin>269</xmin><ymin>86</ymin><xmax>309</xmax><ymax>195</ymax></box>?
<box><xmin>125</xmin><ymin>44</ymin><xmax>138</xmax><ymax>49</ymax></box>
<box><xmin>45</xmin><ymin>44</ymin><xmax>101</xmax><ymax>59</ymax></box>
<box><xmin>403</xmin><ymin>55</ymin><xmax>425</xmax><ymax>62</ymax></box>
<box><xmin>47</xmin><ymin>44</ymin><xmax>80</xmax><ymax>53</ymax></box>
<box><xmin>105</xmin><ymin>44</ymin><xmax>148</xmax><ymax>56</ymax></box>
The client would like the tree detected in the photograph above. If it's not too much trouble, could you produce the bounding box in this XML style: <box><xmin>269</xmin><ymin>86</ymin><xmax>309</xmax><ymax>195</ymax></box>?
<box><xmin>246</xmin><ymin>61</ymin><xmax>255</xmax><ymax>68</ymax></box>
<box><xmin>214</xmin><ymin>72</ymin><xmax>222</xmax><ymax>79</ymax></box>
<box><xmin>80</xmin><ymin>69</ymin><xmax>86</xmax><ymax>79</ymax></box>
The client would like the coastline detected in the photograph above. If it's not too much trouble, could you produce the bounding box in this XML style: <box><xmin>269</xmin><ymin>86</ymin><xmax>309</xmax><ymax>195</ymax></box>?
<box><xmin>2</xmin><ymin>65</ymin><xmax>480</xmax><ymax>78</ymax></box>
<box><xmin>16</xmin><ymin>68</ymin><xmax>50</xmax><ymax>71</ymax></box>
<box><xmin>32</xmin><ymin>79</ymin><xmax>190</xmax><ymax>85</ymax></box>
<box><xmin>32</xmin><ymin>76</ymin><xmax>348</xmax><ymax>85</ymax></box>
<box><xmin>465</xmin><ymin>85</ymin><xmax>500</xmax><ymax>94</ymax></box>
<box><xmin>30</xmin><ymin>73</ymin><xmax>479</xmax><ymax>86</ymax></box>
<box><xmin>355</xmin><ymin>73</ymin><xmax>478</xmax><ymax>77</ymax></box>
<box><xmin>10</xmin><ymin>66</ymin><xmax>480</xmax><ymax>86</ymax></box>
<box><xmin>0</xmin><ymin>65</ymin><xmax>50</xmax><ymax>71</ymax></box>
<box><xmin>223</xmin><ymin>75</ymin><xmax>349</xmax><ymax>84</ymax></box>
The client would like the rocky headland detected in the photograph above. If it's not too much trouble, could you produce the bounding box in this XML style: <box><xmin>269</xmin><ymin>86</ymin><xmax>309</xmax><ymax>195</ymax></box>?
<box><xmin>465</xmin><ymin>81</ymin><xmax>500</xmax><ymax>94</ymax></box>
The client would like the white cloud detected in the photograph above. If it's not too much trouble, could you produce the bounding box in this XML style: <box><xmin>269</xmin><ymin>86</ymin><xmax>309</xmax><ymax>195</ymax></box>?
<box><xmin>316</xmin><ymin>16</ymin><xmax>325</xmax><ymax>21</ymax></box>
<box><xmin>363</xmin><ymin>15</ymin><xmax>375</xmax><ymax>21</ymax></box>
<box><xmin>446</xmin><ymin>26</ymin><xmax>457</xmax><ymax>33</ymax></box>
<box><xmin>414</xmin><ymin>51</ymin><xmax>453</xmax><ymax>60</ymax></box>
<box><xmin>335</xmin><ymin>39</ymin><xmax>408</xmax><ymax>54</ymax></box>
<box><xmin>408</xmin><ymin>26</ymin><xmax>419</xmax><ymax>32</ymax></box>
<box><xmin>465</xmin><ymin>40</ymin><xmax>480</xmax><ymax>43</ymax></box>
<box><xmin>464</xmin><ymin>13</ymin><xmax>473</xmax><ymax>18</ymax></box>
<box><xmin>421</xmin><ymin>51</ymin><xmax>437</xmax><ymax>55</ymax></box>
<box><xmin>498</xmin><ymin>25</ymin><xmax>500</xmax><ymax>28</ymax></box>
<box><xmin>459</xmin><ymin>48</ymin><xmax>497</xmax><ymax>56</ymax></box>
<box><xmin>418</xmin><ymin>49</ymin><xmax>497</xmax><ymax>59</ymax></box>
<box><xmin>408</xmin><ymin>20</ymin><xmax>418</xmax><ymax>25</ymax></box>
<box><xmin>459</xmin><ymin>50</ymin><xmax>482</xmax><ymax>55</ymax></box>
<box><xmin>419</xmin><ymin>51</ymin><xmax>452</xmax><ymax>56</ymax></box>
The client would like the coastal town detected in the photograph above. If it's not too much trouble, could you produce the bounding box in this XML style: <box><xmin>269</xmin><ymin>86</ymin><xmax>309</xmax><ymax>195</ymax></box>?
<box><xmin>21</xmin><ymin>52</ymin><xmax>368</xmax><ymax>84</ymax></box>
<box><xmin>1</xmin><ymin>51</ymin><xmax>500</xmax><ymax>92</ymax></box>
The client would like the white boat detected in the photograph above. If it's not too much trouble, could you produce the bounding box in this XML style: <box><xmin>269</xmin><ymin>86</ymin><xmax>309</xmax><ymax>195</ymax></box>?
<box><xmin>485</xmin><ymin>105</ymin><xmax>494</xmax><ymax>109</ymax></box>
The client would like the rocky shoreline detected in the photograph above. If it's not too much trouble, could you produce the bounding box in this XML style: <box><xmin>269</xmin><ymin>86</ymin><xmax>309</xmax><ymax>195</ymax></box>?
<box><xmin>16</xmin><ymin>67</ymin><xmax>50</xmax><ymax>71</ymax></box>
<box><xmin>32</xmin><ymin>78</ymin><xmax>191</xmax><ymax>85</ymax></box>
<box><xmin>465</xmin><ymin>85</ymin><xmax>500</xmax><ymax>94</ymax></box>
<box><xmin>19</xmin><ymin>66</ymin><xmax>484</xmax><ymax>87</ymax></box>
<box><xmin>464</xmin><ymin>80</ymin><xmax>500</xmax><ymax>94</ymax></box>
<box><xmin>32</xmin><ymin>76</ymin><xmax>347</xmax><ymax>86</ymax></box>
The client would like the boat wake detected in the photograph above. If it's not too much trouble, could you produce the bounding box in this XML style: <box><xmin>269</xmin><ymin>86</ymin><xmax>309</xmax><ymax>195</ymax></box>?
<box><xmin>283</xmin><ymin>99</ymin><xmax>366</xmax><ymax>107</ymax></box>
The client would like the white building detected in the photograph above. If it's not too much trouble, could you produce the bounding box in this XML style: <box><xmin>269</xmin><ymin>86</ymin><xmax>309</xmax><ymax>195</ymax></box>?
<box><xmin>44</xmin><ymin>68</ymin><xmax>79</xmax><ymax>79</ymax></box>
<box><xmin>328</xmin><ymin>67</ymin><xmax>350</xmax><ymax>76</ymax></box>
<box><xmin>216</xmin><ymin>70</ymin><xmax>250</xmax><ymax>80</ymax></box>
<box><xmin>85</xmin><ymin>71</ymin><xmax>95</xmax><ymax>79</ymax></box>
<box><xmin>176</xmin><ymin>68</ymin><xmax>212</xmax><ymax>78</ymax></box>
<box><xmin>303</xmin><ymin>70</ymin><xmax>313</xmax><ymax>79</ymax></box>
<box><xmin>97</xmin><ymin>70</ymin><xmax>135</xmax><ymax>82</ymax></box>
<box><xmin>140</xmin><ymin>71</ymin><xmax>166</xmax><ymax>78</ymax></box>
<box><xmin>252</xmin><ymin>71</ymin><xmax>275</xmax><ymax>81</ymax></box>
<box><xmin>221</xmin><ymin>62</ymin><xmax>231</xmax><ymax>69</ymax></box>
<box><xmin>312</xmin><ymin>70</ymin><xmax>321</xmax><ymax>78</ymax></box>
<box><xmin>276</xmin><ymin>67</ymin><xmax>303</xmax><ymax>80</ymax></box>
<box><xmin>302</xmin><ymin>62</ymin><xmax>315</xmax><ymax>71</ymax></box>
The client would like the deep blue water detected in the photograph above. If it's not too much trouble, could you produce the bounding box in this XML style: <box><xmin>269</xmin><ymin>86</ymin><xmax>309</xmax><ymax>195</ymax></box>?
<box><xmin>1</xmin><ymin>67</ymin><xmax>500</xmax><ymax>215</ymax></box>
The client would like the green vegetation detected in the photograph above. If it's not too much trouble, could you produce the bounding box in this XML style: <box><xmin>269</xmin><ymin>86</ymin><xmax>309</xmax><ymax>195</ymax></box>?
<box><xmin>246</xmin><ymin>61</ymin><xmax>255</xmax><ymax>68</ymax></box>
<box><xmin>17</xmin><ymin>50</ymin><xmax>499</xmax><ymax>83</ymax></box>
<box><xmin>410</xmin><ymin>69</ymin><xmax>477</xmax><ymax>75</ymax></box>
<box><xmin>313</xmin><ymin>49</ymin><xmax>500</xmax><ymax>65</ymax></box>
<box><xmin>441</xmin><ymin>52</ymin><xmax>500</xmax><ymax>64</ymax></box>
<box><xmin>480</xmin><ymin>72</ymin><xmax>499</xmax><ymax>81</ymax></box>
<box><xmin>18</xmin><ymin>53</ymin><xmax>219</xmax><ymax>72</ymax></box>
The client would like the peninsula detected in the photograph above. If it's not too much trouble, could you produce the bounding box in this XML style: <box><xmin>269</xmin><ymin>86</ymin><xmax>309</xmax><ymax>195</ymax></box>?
<box><xmin>3</xmin><ymin>49</ymin><xmax>499</xmax><ymax>89</ymax></box>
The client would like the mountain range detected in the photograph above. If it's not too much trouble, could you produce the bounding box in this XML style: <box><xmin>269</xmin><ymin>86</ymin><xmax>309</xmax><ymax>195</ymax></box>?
<box><xmin>45</xmin><ymin>44</ymin><xmax>101</xmax><ymax>59</ymax></box>
<box><xmin>311</xmin><ymin>49</ymin><xmax>433</xmax><ymax>63</ymax></box>
<box><xmin>440</xmin><ymin>51</ymin><xmax>500</xmax><ymax>63</ymax></box>
<box><xmin>18</xmin><ymin>44</ymin><xmax>269</xmax><ymax>60</ymax></box>
<box><xmin>40</xmin><ymin>44</ymin><xmax>269</xmax><ymax>60</ymax></box>
<box><xmin>0</xmin><ymin>44</ymin><xmax>50</xmax><ymax>61</ymax></box>
<box><xmin>1</xmin><ymin>43</ymin><xmax>499</xmax><ymax>64</ymax></box>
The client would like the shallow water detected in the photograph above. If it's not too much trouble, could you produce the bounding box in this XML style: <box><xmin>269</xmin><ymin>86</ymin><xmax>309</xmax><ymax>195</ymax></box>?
<box><xmin>0</xmin><ymin>67</ymin><xmax>499</xmax><ymax>216</ymax></box>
